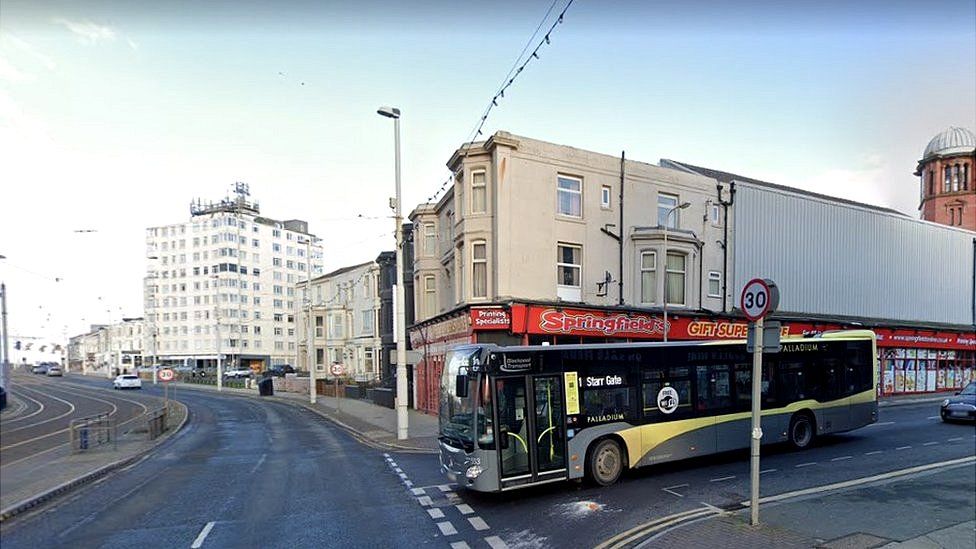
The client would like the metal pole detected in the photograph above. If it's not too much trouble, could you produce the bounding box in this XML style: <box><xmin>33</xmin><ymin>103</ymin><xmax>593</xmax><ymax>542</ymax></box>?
<box><xmin>750</xmin><ymin>316</ymin><xmax>764</xmax><ymax>525</ymax></box>
<box><xmin>393</xmin><ymin>114</ymin><xmax>408</xmax><ymax>440</ymax></box>
<box><xmin>662</xmin><ymin>225</ymin><xmax>669</xmax><ymax>343</ymax></box>
<box><xmin>306</xmin><ymin>239</ymin><xmax>316</xmax><ymax>404</ymax></box>
<box><xmin>214</xmin><ymin>276</ymin><xmax>222</xmax><ymax>391</ymax></box>
<box><xmin>1</xmin><ymin>283</ymin><xmax>9</xmax><ymax>392</ymax></box>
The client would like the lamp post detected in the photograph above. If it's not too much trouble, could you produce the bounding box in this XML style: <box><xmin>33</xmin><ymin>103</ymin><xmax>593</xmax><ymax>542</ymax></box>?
<box><xmin>147</xmin><ymin>255</ymin><xmax>159</xmax><ymax>384</ymax></box>
<box><xmin>299</xmin><ymin>238</ymin><xmax>316</xmax><ymax>404</ymax></box>
<box><xmin>377</xmin><ymin>105</ymin><xmax>408</xmax><ymax>440</ymax></box>
<box><xmin>662</xmin><ymin>202</ymin><xmax>690</xmax><ymax>343</ymax></box>
<box><xmin>212</xmin><ymin>274</ymin><xmax>223</xmax><ymax>391</ymax></box>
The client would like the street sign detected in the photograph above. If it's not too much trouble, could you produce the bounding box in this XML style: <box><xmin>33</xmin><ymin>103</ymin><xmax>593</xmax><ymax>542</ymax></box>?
<box><xmin>330</xmin><ymin>364</ymin><xmax>344</xmax><ymax>376</ymax></box>
<box><xmin>158</xmin><ymin>368</ymin><xmax>175</xmax><ymax>382</ymax></box>
<box><xmin>747</xmin><ymin>321</ymin><xmax>783</xmax><ymax>353</ymax></box>
<box><xmin>740</xmin><ymin>278</ymin><xmax>779</xmax><ymax>321</ymax></box>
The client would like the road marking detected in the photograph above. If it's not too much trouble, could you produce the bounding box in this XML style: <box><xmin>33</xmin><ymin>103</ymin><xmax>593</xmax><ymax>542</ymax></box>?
<box><xmin>485</xmin><ymin>536</ymin><xmax>508</xmax><ymax>549</ymax></box>
<box><xmin>896</xmin><ymin>446</ymin><xmax>912</xmax><ymax>450</ymax></box>
<box><xmin>395</xmin><ymin>468</ymin><xmax>403</xmax><ymax>473</ymax></box>
<box><xmin>922</xmin><ymin>442</ymin><xmax>939</xmax><ymax>446</ymax></box>
<box><xmin>864</xmin><ymin>451</ymin><xmax>883</xmax><ymax>456</ymax></box>
<box><xmin>469</xmin><ymin>516</ymin><xmax>490</xmax><ymax>531</ymax></box>
<box><xmin>456</xmin><ymin>504</ymin><xmax>474</xmax><ymax>515</ymax></box>
<box><xmin>436</xmin><ymin>521</ymin><xmax>457</xmax><ymax>536</ymax></box>
<box><xmin>439</xmin><ymin>484</ymin><xmax>453</xmax><ymax>492</ymax></box>
<box><xmin>594</xmin><ymin>507</ymin><xmax>719</xmax><ymax>549</ymax></box>
<box><xmin>709</xmin><ymin>475</ymin><xmax>735</xmax><ymax>482</ymax></box>
<box><xmin>662</xmin><ymin>488</ymin><xmax>684</xmax><ymax>498</ymax></box>
<box><xmin>662</xmin><ymin>483</ymin><xmax>690</xmax><ymax>497</ymax></box>
<box><xmin>399</xmin><ymin>473</ymin><xmax>408</xmax><ymax>480</ymax></box>
<box><xmin>926</xmin><ymin>416</ymin><xmax>939</xmax><ymax>420</ymax></box>
<box><xmin>948</xmin><ymin>437</ymin><xmax>963</xmax><ymax>442</ymax></box>
<box><xmin>248</xmin><ymin>453</ymin><xmax>267</xmax><ymax>474</ymax></box>
<box><xmin>795</xmin><ymin>462</ymin><xmax>817</xmax><ymax>468</ymax></box>
<box><xmin>864</xmin><ymin>421</ymin><xmax>895</xmax><ymax>427</ymax></box>
<box><xmin>451</xmin><ymin>542</ymin><xmax>471</xmax><ymax>549</ymax></box>
<box><xmin>418</xmin><ymin>496</ymin><xmax>433</xmax><ymax>506</ymax></box>
<box><xmin>760</xmin><ymin>469</ymin><xmax>777</xmax><ymax>474</ymax></box>
<box><xmin>830</xmin><ymin>456</ymin><xmax>853</xmax><ymax>462</ymax></box>
<box><xmin>428</xmin><ymin>508</ymin><xmax>445</xmax><ymax>519</ymax></box>
<box><xmin>191</xmin><ymin>522</ymin><xmax>215</xmax><ymax>548</ymax></box>
<box><xmin>383</xmin><ymin>453</ymin><xmax>390</xmax><ymax>457</ymax></box>
<box><xmin>411</xmin><ymin>488</ymin><xmax>425</xmax><ymax>495</ymax></box>
<box><xmin>700</xmin><ymin>502</ymin><xmax>724</xmax><ymax>514</ymax></box>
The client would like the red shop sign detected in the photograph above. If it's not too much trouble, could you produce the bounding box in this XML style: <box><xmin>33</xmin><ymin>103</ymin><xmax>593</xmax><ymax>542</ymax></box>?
<box><xmin>470</xmin><ymin>308</ymin><xmax>511</xmax><ymax>331</ymax></box>
<box><xmin>527</xmin><ymin>308</ymin><xmax>665</xmax><ymax>338</ymax></box>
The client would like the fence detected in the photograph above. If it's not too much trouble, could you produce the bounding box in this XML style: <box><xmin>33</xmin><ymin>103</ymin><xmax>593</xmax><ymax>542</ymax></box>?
<box><xmin>70</xmin><ymin>412</ymin><xmax>117</xmax><ymax>453</ymax></box>
<box><xmin>146</xmin><ymin>406</ymin><xmax>168</xmax><ymax>440</ymax></box>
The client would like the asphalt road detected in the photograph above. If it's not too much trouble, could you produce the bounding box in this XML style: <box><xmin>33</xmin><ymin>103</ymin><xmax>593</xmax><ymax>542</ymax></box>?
<box><xmin>0</xmin><ymin>375</ymin><xmax>443</xmax><ymax>548</ymax></box>
<box><xmin>2</xmin><ymin>379</ymin><xmax>973</xmax><ymax>549</ymax></box>
<box><xmin>1</xmin><ymin>371</ymin><xmax>162</xmax><ymax>465</ymax></box>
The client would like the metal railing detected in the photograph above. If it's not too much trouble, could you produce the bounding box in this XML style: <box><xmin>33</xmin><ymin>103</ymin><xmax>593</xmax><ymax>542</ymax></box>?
<box><xmin>70</xmin><ymin>412</ymin><xmax>117</xmax><ymax>453</ymax></box>
<box><xmin>146</xmin><ymin>406</ymin><xmax>169</xmax><ymax>440</ymax></box>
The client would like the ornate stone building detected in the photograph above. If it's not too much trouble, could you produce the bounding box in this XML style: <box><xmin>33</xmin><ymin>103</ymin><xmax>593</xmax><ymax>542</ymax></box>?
<box><xmin>916</xmin><ymin>126</ymin><xmax>975</xmax><ymax>230</ymax></box>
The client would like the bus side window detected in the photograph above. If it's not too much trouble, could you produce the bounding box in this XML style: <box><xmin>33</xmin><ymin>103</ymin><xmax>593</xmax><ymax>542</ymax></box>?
<box><xmin>734</xmin><ymin>364</ymin><xmax>751</xmax><ymax>412</ymax></box>
<box><xmin>761</xmin><ymin>363</ymin><xmax>777</xmax><ymax>406</ymax></box>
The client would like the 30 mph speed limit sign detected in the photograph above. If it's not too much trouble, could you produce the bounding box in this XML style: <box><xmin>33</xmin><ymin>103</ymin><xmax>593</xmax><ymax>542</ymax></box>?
<box><xmin>740</xmin><ymin>278</ymin><xmax>779</xmax><ymax>321</ymax></box>
<box><xmin>158</xmin><ymin>368</ymin><xmax>175</xmax><ymax>382</ymax></box>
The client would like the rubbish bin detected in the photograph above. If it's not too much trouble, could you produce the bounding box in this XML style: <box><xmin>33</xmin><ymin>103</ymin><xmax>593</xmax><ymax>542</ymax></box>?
<box><xmin>259</xmin><ymin>377</ymin><xmax>274</xmax><ymax>396</ymax></box>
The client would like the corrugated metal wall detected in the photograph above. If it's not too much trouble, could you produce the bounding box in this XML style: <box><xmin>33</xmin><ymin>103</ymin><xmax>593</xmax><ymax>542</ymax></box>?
<box><xmin>733</xmin><ymin>183</ymin><xmax>975</xmax><ymax>327</ymax></box>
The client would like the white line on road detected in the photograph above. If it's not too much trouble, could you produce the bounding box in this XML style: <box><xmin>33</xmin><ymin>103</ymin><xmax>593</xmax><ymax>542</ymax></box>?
<box><xmin>760</xmin><ymin>469</ymin><xmax>777</xmax><ymax>474</ymax></box>
<box><xmin>922</xmin><ymin>442</ymin><xmax>939</xmax><ymax>446</ymax></box>
<box><xmin>896</xmin><ymin>446</ymin><xmax>912</xmax><ymax>450</ymax></box>
<box><xmin>709</xmin><ymin>475</ymin><xmax>735</xmax><ymax>482</ymax></box>
<box><xmin>439</xmin><ymin>484</ymin><xmax>453</xmax><ymax>492</ymax></box>
<box><xmin>864</xmin><ymin>451</ymin><xmax>883</xmax><ymax>456</ymax></box>
<box><xmin>411</xmin><ymin>488</ymin><xmax>425</xmax><ymax>495</ymax></box>
<box><xmin>399</xmin><ymin>473</ymin><xmax>408</xmax><ymax>479</ymax></box>
<box><xmin>485</xmin><ymin>536</ymin><xmax>508</xmax><ymax>549</ymax></box>
<box><xmin>469</xmin><ymin>517</ymin><xmax>490</xmax><ymax>531</ymax></box>
<box><xmin>456</xmin><ymin>504</ymin><xmax>474</xmax><ymax>515</ymax></box>
<box><xmin>191</xmin><ymin>522</ymin><xmax>215</xmax><ymax>548</ymax></box>
<box><xmin>948</xmin><ymin>437</ymin><xmax>963</xmax><ymax>442</ymax></box>
<box><xmin>795</xmin><ymin>462</ymin><xmax>817</xmax><ymax>468</ymax></box>
<box><xmin>451</xmin><ymin>542</ymin><xmax>471</xmax><ymax>549</ymax></box>
<box><xmin>248</xmin><ymin>453</ymin><xmax>267</xmax><ymax>474</ymax></box>
<box><xmin>662</xmin><ymin>488</ymin><xmax>684</xmax><ymax>498</ymax></box>
<box><xmin>663</xmin><ymin>483</ymin><xmax>688</xmax><ymax>497</ymax></box>
<box><xmin>864</xmin><ymin>421</ymin><xmax>895</xmax><ymax>427</ymax></box>
<box><xmin>700</xmin><ymin>502</ymin><xmax>724</xmax><ymax>514</ymax></box>
<box><xmin>395</xmin><ymin>468</ymin><xmax>403</xmax><ymax>473</ymax></box>
<box><xmin>418</xmin><ymin>496</ymin><xmax>433</xmax><ymax>506</ymax></box>
<box><xmin>830</xmin><ymin>456</ymin><xmax>853</xmax><ymax>462</ymax></box>
<box><xmin>428</xmin><ymin>508</ymin><xmax>445</xmax><ymax>519</ymax></box>
<box><xmin>927</xmin><ymin>416</ymin><xmax>939</xmax><ymax>420</ymax></box>
<box><xmin>404</xmin><ymin>480</ymin><xmax>413</xmax><ymax>487</ymax></box>
<box><xmin>436</xmin><ymin>521</ymin><xmax>458</xmax><ymax>536</ymax></box>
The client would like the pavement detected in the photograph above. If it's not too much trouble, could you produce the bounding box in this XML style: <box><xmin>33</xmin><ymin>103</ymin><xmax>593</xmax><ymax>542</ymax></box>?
<box><xmin>0</xmin><ymin>399</ymin><xmax>188</xmax><ymax>522</ymax></box>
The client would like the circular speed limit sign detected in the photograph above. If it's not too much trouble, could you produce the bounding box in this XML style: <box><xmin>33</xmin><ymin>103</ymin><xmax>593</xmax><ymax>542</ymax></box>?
<box><xmin>158</xmin><ymin>368</ymin><xmax>175</xmax><ymax>382</ymax></box>
<box><xmin>740</xmin><ymin>278</ymin><xmax>779</xmax><ymax>321</ymax></box>
<box><xmin>330</xmin><ymin>364</ymin><xmax>344</xmax><ymax>376</ymax></box>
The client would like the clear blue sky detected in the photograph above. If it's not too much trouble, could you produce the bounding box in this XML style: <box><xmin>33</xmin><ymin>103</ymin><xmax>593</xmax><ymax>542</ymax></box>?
<box><xmin>1</xmin><ymin>0</ymin><xmax>974</xmax><ymax>344</ymax></box>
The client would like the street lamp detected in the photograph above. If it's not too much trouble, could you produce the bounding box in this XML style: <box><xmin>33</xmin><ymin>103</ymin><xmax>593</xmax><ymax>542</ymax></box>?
<box><xmin>212</xmin><ymin>274</ymin><xmax>223</xmax><ymax>391</ymax></box>
<box><xmin>662</xmin><ymin>201</ymin><xmax>690</xmax><ymax>343</ymax></box>
<box><xmin>147</xmin><ymin>255</ymin><xmax>160</xmax><ymax>384</ymax></box>
<box><xmin>299</xmin><ymin>238</ymin><xmax>316</xmax><ymax>404</ymax></box>
<box><xmin>377</xmin><ymin>105</ymin><xmax>408</xmax><ymax>440</ymax></box>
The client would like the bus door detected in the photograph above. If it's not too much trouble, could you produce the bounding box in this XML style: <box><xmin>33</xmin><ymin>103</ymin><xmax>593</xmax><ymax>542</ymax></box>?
<box><xmin>494</xmin><ymin>375</ymin><xmax>567</xmax><ymax>488</ymax></box>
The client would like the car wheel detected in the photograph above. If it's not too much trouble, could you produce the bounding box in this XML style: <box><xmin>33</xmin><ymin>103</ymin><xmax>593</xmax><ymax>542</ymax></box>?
<box><xmin>788</xmin><ymin>412</ymin><xmax>816</xmax><ymax>450</ymax></box>
<box><xmin>587</xmin><ymin>438</ymin><xmax>624</xmax><ymax>486</ymax></box>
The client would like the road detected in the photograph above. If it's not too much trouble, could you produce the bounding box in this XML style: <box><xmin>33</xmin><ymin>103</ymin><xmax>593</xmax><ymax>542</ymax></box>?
<box><xmin>2</xmin><ymin>378</ymin><xmax>973</xmax><ymax>548</ymax></box>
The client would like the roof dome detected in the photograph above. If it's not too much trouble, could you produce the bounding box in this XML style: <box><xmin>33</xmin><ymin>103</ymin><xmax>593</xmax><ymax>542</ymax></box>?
<box><xmin>922</xmin><ymin>126</ymin><xmax>976</xmax><ymax>159</ymax></box>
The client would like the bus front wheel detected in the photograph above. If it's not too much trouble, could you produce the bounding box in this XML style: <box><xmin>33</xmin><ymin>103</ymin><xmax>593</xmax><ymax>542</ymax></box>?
<box><xmin>788</xmin><ymin>412</ymin><xmax>816</xmax><ymax>450</ymax></box>
<box><xmin>588</xmin><ymin>439</ymin><xmax>624</xmax><ymax>486</ymax></box>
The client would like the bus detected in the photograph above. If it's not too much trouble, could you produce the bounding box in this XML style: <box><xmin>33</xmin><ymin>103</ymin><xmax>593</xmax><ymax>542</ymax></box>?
<box><xmin>438</xmin><ymin>330</ymin><xmax>877</xmax><ymax>492</ymax></box>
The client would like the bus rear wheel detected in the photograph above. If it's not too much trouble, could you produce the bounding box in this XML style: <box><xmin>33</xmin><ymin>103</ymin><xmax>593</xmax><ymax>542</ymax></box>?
<box><xmin>588</xmin><ymin>439</ymin><xmax>624</xmax><ymax>486</ymax></box>
<box><xmin>788</xmin><ymin>412</ymin><xmax>816</xmax><ymax>450</ymax></box>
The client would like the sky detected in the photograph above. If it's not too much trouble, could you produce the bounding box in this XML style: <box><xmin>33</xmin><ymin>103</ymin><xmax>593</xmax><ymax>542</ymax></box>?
<box><xmin>1</xmin><ymin>0</ymin><xmax>974</xmax><ymax>347</ymax></box>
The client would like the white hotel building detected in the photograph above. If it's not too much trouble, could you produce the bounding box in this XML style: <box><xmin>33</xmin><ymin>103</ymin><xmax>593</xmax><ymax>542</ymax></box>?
<box><xmin>144</xmin><ymin>187</ymin><xmax>322</xmax><ymax>371</ymax></box>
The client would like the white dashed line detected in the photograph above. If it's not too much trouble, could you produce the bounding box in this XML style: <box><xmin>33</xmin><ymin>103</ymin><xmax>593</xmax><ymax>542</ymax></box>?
<box><xmin>865</xmin><ymin>421</ymin><xmax>895</xmax><ymax>427</ymax></box>
<box><xmin>404</xmin><ymin>480</ymin><xmax>413</xmax><ymax>487</ymax></box>
<box><xmin>795</xmin><ymin>462</ymin><xmax>817</xmax><ymax>468</ymax></box>
<box><xmin>485</xmin><ymin>536</ymin><xmax>508</xmax><ymax>549</ymax></box>
<box><xmin>428</xmin><ymin>508</ymin><xmax>445</xmax><ymax>519</ymax></box>
<box><xmin>418</xmin><ymin>496</ymin><xmax>433</xmax><ymax>506</ymax></box>
<box><xmin>191</xmin><ymin>522</ymin><xmax>215</xmax><ymax>549</ymax></box>
<box><xmin>395</xmin><ymin>468</ymin><xmax>403</xmax><ymax>473</ymax></box>
<box><xmin>411</xmin><ymin>488</ymin><xmax>425</xmax><ymax>495</ymax></box>
<box><xmin>864</xmin><ymin>451</ymin><xmax>883</xmax><ymax>456</ymax></box>
<box><xmin>662</xmin><ymin>488</ymin><xmax>685</xmax><ymax>498</ymax></box>
<box><xmin>662</xmin><ymin>483</ymin><xmax>689</xmax><ymax>497</ymax></box>
<box><xmin>469</xmin><ymin>516</ymin><xmax>490</xmax><ymax>531</ymax></box>
<box><xmin>710</xmin><ymin>475</ymin><xmax>735</xmax><ymax>482</ymax></box>
<box><xmin>451</xmin><ymin>542</ymin><xmax>471</xmax><ymax>549</ymax></box>
<box><xmin>439</xmin><ymin>484</ymin><xmax>453</xmax><ymax>492</ymax></box>
<box><xmin>926</xmin><ymin>416</ymin><xmax>939</xmax><ymax>420</ymax></box>
<box><xmin>830</xmin><ymin>456</ymin><xmax>853</xmax><ymax>462</ymax></box>
<box><xmin>399</xmin><ymin>473</ymin><xmax>408</xmax><ymax>479</ymax></box>
<box><xmin>923</xmin><ymin>441</ymin><xmax>939</xmax><ymax>446</ymax></box>
<box><xmin>436</xmin><ymin>521</ymin><xmax>458</xmax><ymax>536</ymax></box>
<box><xmin>948</xmin><ymin>437</ymin><xmax>963</xmax><ymax>442</ymax></box>
<box><xmin>760</xmin><ymin>469</ymin><xmax>777</xmax><ymax>474</ymax></box>
<box><xmin>896</xmin><ymin>446</ymin><xmax>912</xmax><ymax>451</ymax></box>
<box><xmin>456</xmin><ymin>504</ymin><xmax>474</xmax><ymax>515</ymax></box>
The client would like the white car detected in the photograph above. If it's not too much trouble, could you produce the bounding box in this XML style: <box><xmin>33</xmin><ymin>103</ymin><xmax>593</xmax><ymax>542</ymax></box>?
<box><xmin>113</xmin><ymin>374</ymin><xmax>142</xmax><ymax>390</ymax></box>
<box><xmin>223</xmin><ymin>368</ymin><xmax>254</xmax><ymax>379</ymax></box>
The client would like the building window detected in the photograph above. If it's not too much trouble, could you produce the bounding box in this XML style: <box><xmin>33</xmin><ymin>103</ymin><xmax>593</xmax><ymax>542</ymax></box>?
<box><xmin>471</xmin><ymin>170</ymin><xmax>487</xmax><ymax>214</ymax></box>
<box><xmin>557</xmin><ymin>175</ymin><xmax>582</xmax><ymax>218</ymax></box>
<box><xmin>658</xmin><ymin>194</ymin><xmax>679</xmax><ymax>227</ymax></box>
<box><xmin>640</xmin><ymin>251</ymin><xmax>656</xmax><ymax>304</ymax></box>
<box><xmin>361</xmin><ymin>310</ymin><xmax>374</xmax><ymax>335</ymax></box>
<box><xmin>424</xmin><ymin>222</ymin><xmax>437</xmax><ymax>256</ymax></box>
<box><xmin>928</xmin><ymin>171</ymin><xmax>934</xmax><ymax>195</ymax></box>
<box><xmin>556</xmin><ymin>244</ymin><xmax>582</xmax><ymax>301</ymax></box>
<box><xmin>472</xmin><ymin>241</ymin><xmax>487</xmax><ymax>299</ymax></box>
<box><xmin>665</xmin><ymin>252</ymin><xmax>686</xmax><ymax>306</ymax></box>
<box><xmin>601</xmin><ymin>185</ymin><xmax>611</xmax><ymax>209</ymax></box>
<box><xmin>328</xmin><ymin>314</ymin><xmax>344</xmax><ymax>339</ymax></box>
<box><xmin>944</xmin><ymin>166</ymin><xmax>951</xmax><ymax>192</ymax></box>
<box><xmin>708</xmin><ymin>271</ymin><xmax>722</xmax><ymax>298</ymax></box>
<box><xmin>423</xmin><ymin>275</ymin><xmax>436</xmax><ymax>317</ymax></box>
<box><xmin>316</xmin><ymin>348</ymin><xmax>324</xmax><ymax>366</ymax></box>
<box><xmin>710</xmin><ymin>204</ymin><xmax>721</xmax><ymax>225</ymax></box>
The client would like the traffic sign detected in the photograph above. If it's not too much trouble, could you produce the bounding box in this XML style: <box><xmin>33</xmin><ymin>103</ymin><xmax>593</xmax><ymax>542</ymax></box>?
<box><xmin>158</xmin><ymin>368</ymin><xmax>175</xmax><ymax>382</ymax></box>
<box><xmin>330</xmin><ymin>364</ymin><xmax>344</xmax><ymax>376</ymax></box>
<box><xmin>740</xmin><ymin>278</ymin><xmax>779</xmax><ymax>321</ymax></box>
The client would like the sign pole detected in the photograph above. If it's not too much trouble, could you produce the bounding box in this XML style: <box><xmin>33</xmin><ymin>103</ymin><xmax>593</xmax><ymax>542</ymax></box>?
<box><xmin>750</xmin><ymin>315</ymin><xmax>763</xmax><ymax>526</ymax></box>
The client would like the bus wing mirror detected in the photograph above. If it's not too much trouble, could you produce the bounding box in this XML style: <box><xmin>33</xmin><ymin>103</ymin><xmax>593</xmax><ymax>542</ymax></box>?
<box><xmin>456</xmin><ymin>374</ymin><xmax>469</xmax><ymax>398</ymax></box>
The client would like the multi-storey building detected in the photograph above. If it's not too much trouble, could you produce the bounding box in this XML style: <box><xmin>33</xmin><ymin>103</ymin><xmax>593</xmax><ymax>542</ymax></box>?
<box><xmin>144</xmin><ymin>185</ymin><xmax>322</xmax><ymax>372</ymax></box>
<box><xmin>296</xmin><ymin>261</ymin><xmax>383</xmax><ymax>382</ymax></box>
<box><xmin>68</xmin><ymin>318</ymin><xmax>144</xmax><ymax>376</ymax></box>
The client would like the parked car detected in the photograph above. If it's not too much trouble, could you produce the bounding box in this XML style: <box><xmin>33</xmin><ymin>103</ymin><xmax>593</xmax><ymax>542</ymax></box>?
<box><xmin>113</xmin><ymin>374</ymin><xmax>142</xmax><ymax>390</ymax></box>
<box><xmin>223</xmin><ymin>368</ymin><xmax>254</xmax><ymax>379</ymax></box>
<box><xmin>31</xmin><ymin>364</ymin><xmax>48</xmax><ymax>374</ymax></box>
<box><xmin>264</xmin><ymin>364</ymin><xmax>296</xmax><ymax>377</ymax></box>
<box><xmin>46</xmin><ymin>365</ymin><xmax>64</xmax><ymax>377</ymax></box>
<box><xmin>941</xmin><ymin>381</ymin><xmax>976</xmax><ymax>422</ymax></box>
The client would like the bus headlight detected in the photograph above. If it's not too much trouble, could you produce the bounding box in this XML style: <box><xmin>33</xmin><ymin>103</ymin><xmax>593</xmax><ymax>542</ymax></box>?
<box><xmin>465</xmin><ymin>465</ymin><xmax>484</xmax><ymax>479</ymax></box>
